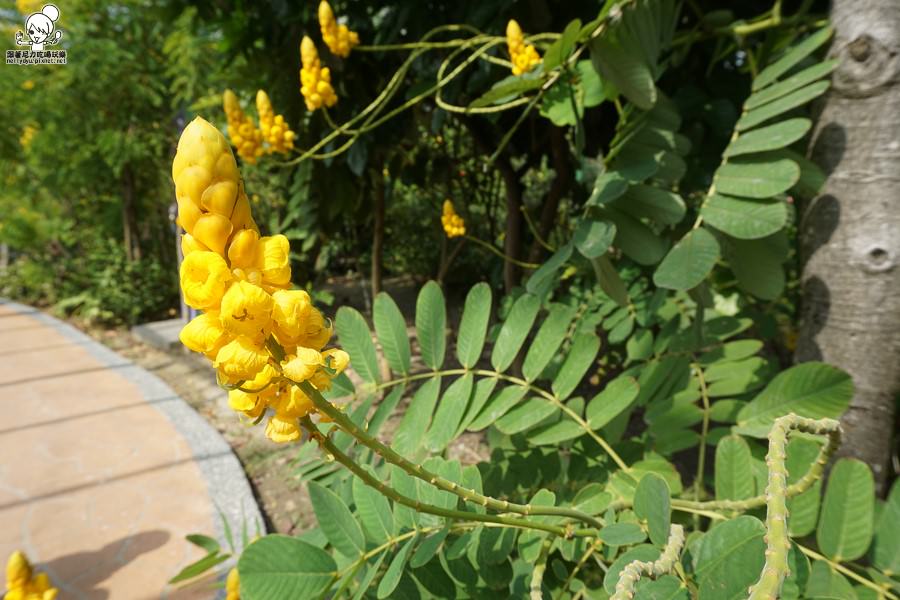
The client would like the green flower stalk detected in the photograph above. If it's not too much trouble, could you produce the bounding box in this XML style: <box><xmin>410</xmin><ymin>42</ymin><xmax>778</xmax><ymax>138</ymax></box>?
<box><xmin>748</xmin><ymin>414</ymin><xmax>842</xmax><ymax>600</ymax></box>
<box><xmin>611</xmin><ymin>524</ymin><xmax>685</xmax><ymax>600</ymax></box>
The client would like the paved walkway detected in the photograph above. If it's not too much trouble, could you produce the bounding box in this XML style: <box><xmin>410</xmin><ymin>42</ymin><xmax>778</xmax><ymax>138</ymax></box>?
<box><xmin>0</xmin><ymin>301</ymin><xmax>263</xmax><ymax>599</ymax></box>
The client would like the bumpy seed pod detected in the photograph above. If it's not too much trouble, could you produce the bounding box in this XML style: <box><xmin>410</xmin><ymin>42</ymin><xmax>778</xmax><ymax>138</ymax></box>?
<box><xmin>300</xmin><ymin>36</ymin><xmax>338</xmax><ymax>111</ymax></box>
<box><xmin>223</xmin><ymin>89</ymin><xmax>264</xmax><ymax>164</ymax></box>
<box><xmin>506</xmin><ymin>19</ymin><xmax>541</xmax><ymax>76</ymax></box>
<box><xmin>256</xmin><ymin>90</ymin><xmax>296</xmax><ymax>155</ymax></box>
<box><xmin>172</xmin><ymin>116</ymin><xmax>257</xmax><ymax>257</ymax></box>
<box><xmin>318</xmin><ymin>0</ymin><xmax>360</xmax><ymax>58</ymax></box>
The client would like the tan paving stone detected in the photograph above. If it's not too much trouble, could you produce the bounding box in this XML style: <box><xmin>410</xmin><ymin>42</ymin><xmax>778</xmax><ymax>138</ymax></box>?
<box><xmin>0</xmin><ymin>305</ymin><xmax>224</xmax><ymax>599</ymax></box>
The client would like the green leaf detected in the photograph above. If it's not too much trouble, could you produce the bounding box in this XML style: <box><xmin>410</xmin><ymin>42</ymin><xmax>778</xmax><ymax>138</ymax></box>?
<box><xmin>416</xmin><ymin>281</ymin><xmax>446</xmax><ymax>370</ymax></box>
<box><xmin>377</xmin><ymin>535</ymin><xmax>418</xmax><ymax>599</ymax></box>
<box><xmin>737</xmin><ymin>81</ymin><xmax>830</xmax><ymax>131</ymax></box>
<box><xmin>308</xmin><ymin>482</ymin><xmax>365</xmax><ymax>557</ymax></box>
<box><xmin>373</xmin><ymin>292</ymin><xmax>411</xmax><ymax>376</ymax></box>
<box><xmin>698</xmin><ymin>340</ymin><xmax>763</xmax><ymax>366</ymax></box>
<box><xmin>714</xmin><ymin>156</ymin><xmax>800</xmax><ymax>198</ymax></box>
<box><xmin>745</xmin><ymin>59</ymin><xmax>839</xmax><ymax>110</ymax></box>
<box><xmin>527</xmin><ymin>413</ymin><xmax>585</xmax><ymax>445</ymax></box>
<box><xmin>574</xmin><ymin>218</ymin><xmax>616</xmax><ymax>258</ymax></box>
<box><xmin>185</xmin><ymin>533</ymin><xmax>219</xmax><ymax>554</ymax></box>
<box><xmin>805</xmin><ymin>560</ymin><xmax>856</xmax><ymax>599</ymax></box>
<box><xmin>392</xmin><ymin>375</ymin><xmax>441</xmax><ymax>455</ymax></box>
<box><xmin>627</xmin><ymin>328</ymin><xmax>654</xmax><ymax>362</ymax></box>
<box><xmin>817</xmin><ymin>459</ymin><xmax>875</xmax><ymax>562</ymax></box>
<box><xmin>410</xmin><ymin>527</ymin><xmax>450</xmax><ymax>569</ymax></box>
<box><xmin>352</xmin><ymin>468</ymin><xmax>393</xmax><ymax>545</ymax></box>
<box><xmin>725</xmin><ymin>118</ymin><xmax>812</xmax><ymax>157</ymax></box>
<box><xmin>587</xmin><ymin>172</ymin><xmax>629</xmax><ymax>206</ymax></box>
<box><xmin>701</xmin><ymin>194</ymin><xmax>787</xmax><ymax>240</ymax></box>
<box><xmin>169</xmin><ymin>552</ymin><xmax>230</xmax><ymax>584</ymax></box>
<box><xmin>653</xmin><ymin>227</ymin><xmax>720</xmax><ymax>291</ymax></box>
<box><xmin>543</xmin><ymin>18</ymin><xmax>581</xmax><ymax>70</ymax></box>
<box><xmin>591</xmin><ymin>255</ymin><xmax>630</xmax><ymax>307</ymax></box>
<box><xmin>590</xmin><ymin>36</ymin><xmax>656</xmax><ymax>109</ymax></box>
<box><xmin>634</xmin><ymin>473</ymin><xmax>671</xmax><ymax>547</ymax></box>
<box><xmin>695</xmin><ymin>516</ymin><xmax>766</xmax><ymax>600</ymax></box>
<box><xmin>615</xmin><ymin>184</ymin><xmax>686</xmax><ymax>225</ymax></box>
<box><xmin>714</xmin><ymin>435</ymin><xmax>755</xmax><ymax>501</ymax></box>
<box><xmin>634</xmin><ymin>575</ymin><xmax>690</xmax><ymax>600</ymax></box>
<box><xmin>603</xmin><ymin>207</ymin><xmax>669</xmax><ymax>265</ymax></box>
<box><xmin>785</xmin><ymin>438</ymin><xmax>823</xmax><ymax>537</ymax></box>
<box><xmin>725</xmin><ymin>235</ymin><xmax>787</xmax><ymax>300</ymax></box>
<box><xmin>336</xmin><ymin>307</ymin><xmax>381</xmax><ymax>384</ymax></box>
<box><xmin>873</xmin><ymin>479</ymin><xmax>900</xmax><ymax>574</ymax></box>
<box><xmin>476</xmin><ymin>525</ymin><xmax>518</xmax><ymax>565</ymax></box>
<box><xmin>586</xmin><ymin>375</ymin><xmax>640</xmax><ymax>429</ymax></box>
<box><xmin>351</xmin><ymin>554</ymin><xmax>386</xmax><ymax>600</ymax></box>
<box><xmin>600</xmin><ymin>523</ymin><xmax>647</xmax><ymax>546</ymax></box>
<box><xmin>239</xmin><ymin>535</ymin><xmax>337</xmax><ymax>599</ymax></box>
<box><xmin>523</xmin><ymin>304</ymin><xmax>577</xmax><ymax>381</ymax></box>
<box><xmin>553</xmin><ymin>333</ymin><xmax>600</xmax><ymax>399</ymax></box>
<box><xmin>426</xmin><ymin>373</ymin><xmax>474</xmax><ymax>452</ymax></box>
<box><xmin>458</xmin><ymin>377</ymin><xmax>498</xmax><ymax>434</ymax></box>
<box><xmin>468</xmin><ymin>385</ymin><xmax>528</xmax><ymax>431</ymax></box>
<box><xmin>526</xmin><ymin>243</ymin><xmax>573</xmax><ymax>295</ymax></box>
<box><xmin>491</xmin><ymin>293</ymin><xmax>541</xmax><ymax>371</ymax></box>
<box><xmin>572</xmin><ymin>483</ymin><xmax>612</xmax><ymax>514</ymax></box>
<box><xmin>604</xmin><ymin>546</ymin><xmax>660</xmax><ymax>594</ymax></box>
<box><xmin>495</xmin><ymin>396</ymin><xmax>557</xmax><ymax>435</ymax></box>
<box><xmin>753</xmin><ymin>27</ymin><xmax>834</xmax><ymax>91</ymax></box>
<box><xmin>390</xmin><ymin>465</ymin><xmax>420</xmax><ymax>529</ymax></box>
<box><xmin>456</xmin><ymin>283</ymin><xmax>491</xmax><ymax>368</ymax></box>
<box><xmin>470</xmin><ymin>75</ymin><xmax>544</xmax><ymax>108</ymax></box>
<box><xmin>736</xmin><ymin>362</ymin><xmax>853</xmax><ymax>437</ymax></box>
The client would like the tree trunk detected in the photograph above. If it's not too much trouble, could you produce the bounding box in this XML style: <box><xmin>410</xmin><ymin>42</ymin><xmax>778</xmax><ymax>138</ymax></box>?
<box><xmin>797</xmin><ymin>0</ymin><xmax>900</xmax><ymax>492</ymax></box>
<box><xmin>371</xmin><ymin>164</ymin><xmax>385</xmax><ymax>298</ymax></box>
<box><xmin>528</xmin><ymin>127</ymin><xmax>570</xmax><ymax>264</ymax></box>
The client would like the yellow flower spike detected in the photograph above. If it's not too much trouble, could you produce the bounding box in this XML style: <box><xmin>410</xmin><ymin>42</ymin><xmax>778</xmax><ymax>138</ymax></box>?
<box><xmin>257</xmin><ymin>235</ymin><xmax>292</xmax><ymax>287</ymax></box>
<box><xmin>214</xmin><ymin>337</ymin><xmax>269</xmax><ymax>383</ymax></box>
<box><xmin>256</xmin><ymin>90</ymin><xmax>296</xmax><ymax>155</ymax></box>
<box><xmin>300</xmin><ymin>36</ymin><xmax>338</xmax><ymax>111</ymax></box>
<box><xmin>318</xmin><ymin>1</ymin><xmax>360</xmax><ymax>58</ymax></box>
<box><xmin>192</xmin><ymin>213</ymin><xmax>234</xmax><ymax>256</ymax></box>
<box><xmin>281</xmin><ymin>347</ymin><xmax>325</xmax><ymax>383</ymax></box>
<box><xmin>441</xmin><ymin>200</ymin><xmax>466</xmax><ymax>238</ymax></box>
<box><xmin>220</xmin><ymin>281</ymin><xmax>275</xmax><ymax>341</ymax></box>
<box><xmin>180</xmin><ymin>251</ymin><xmax>233</xmax><ymax>310</ymax></box>
<box><xmin>265</xmin><ymin>414</ymin><xmax>303</xmax><ymax>443</ymax></box>
<box><xmin>506</xmin><ymin>19</ymin><xmax>541</xmax><ymax>76</ymax></box>
<box><xmin>6</xmin><ymin>550</ymin><xmax>31</xmax><ymax>590</ymax></box>
<box><xmin>180</xmin><ymin>312</ymin><xmax>229</xmax><ymax>359</ymax></box>
<box><xmin>226</xmin><ymin>567</ymin><xmax>240</xmax><ymax>600</ymax></box>
<box><xmin>223</xmin><ymin>90</ymin><xmax>264</xmax><ymax>164</ymax></box>
<box><xmin>271</xmin><ymin>289</ymin><xmax>312</xmax><ymax>343</ymax></box>
<box><xmin>228</xmin><ymin>229</ymin><xmax>260</xmax><ymax>270</ymax></box>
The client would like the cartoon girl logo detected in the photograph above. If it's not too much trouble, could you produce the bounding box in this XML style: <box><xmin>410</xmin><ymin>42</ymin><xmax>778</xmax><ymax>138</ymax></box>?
<box><xmin>15</xmin><ymin>4</ymin><xmax>63</xmax><ymax>52</ymax></box>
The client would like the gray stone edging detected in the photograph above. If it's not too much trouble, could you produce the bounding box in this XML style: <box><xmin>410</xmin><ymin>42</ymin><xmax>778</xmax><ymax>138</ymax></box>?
<box><xmin>0</xmin><ymin>300</ymin><xmax>266</xmax><ymax>568</ymax></box>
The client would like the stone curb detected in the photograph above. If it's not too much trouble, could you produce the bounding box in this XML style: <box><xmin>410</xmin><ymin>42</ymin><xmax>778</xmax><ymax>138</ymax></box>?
<box><xmin>0</xmin><ymin>300</ymin><xmax>265</xmax><ymax>590</ymax></box>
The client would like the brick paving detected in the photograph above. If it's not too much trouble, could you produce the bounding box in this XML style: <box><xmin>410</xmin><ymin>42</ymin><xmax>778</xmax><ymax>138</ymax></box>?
<box><xmin>0</xmin><ymin>302</ymin><xmax>261</xmax><ymax>599</ymax></box>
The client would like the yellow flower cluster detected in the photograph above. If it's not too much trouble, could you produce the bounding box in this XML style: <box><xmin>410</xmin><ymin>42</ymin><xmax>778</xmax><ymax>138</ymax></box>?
<box><xmin>174</xmin><ymin>117</ymin><xmax>349</xmax><ymax>443</ymax></box>
<box><xmin>19</xmin><ymin>125</ymin><xmax>36</xmax><ymax>149</ymax></box>
<box><xmin>318</xmin><ymin>1</ymin><xmax>359</xmax><ymax>58</ymax></box>
<box><xmin>441</xmin><ymin>200</ymin><xmax>465</xmax><ymax>238</ymax></box>
<box><xmin>506</xmin><ymin>19</ymin><xmax>541</xmax><ymax>76</ymax></box>
<box><xmin>4</xmin><ymin>551</ymin><xmax>58</xmax><ymax>600</ymax></box>
<box><xmin>255</xmin><ymin>90</ymin><xmax>296</xmax><ymax>155</ymax></box>
<box><xmin>226</xmin><ymin>567</ymin><xmax>240</xmax><ymax>600</ymax></box>
<box><xmin>300</xmin><ymin>36</ymin><xmax>338</xmax><ymax>112</ymax></box>
<box><xmin>223</xmin><ymin>90</ymin><xmax>264</xmax><ymax>164</ymax></box>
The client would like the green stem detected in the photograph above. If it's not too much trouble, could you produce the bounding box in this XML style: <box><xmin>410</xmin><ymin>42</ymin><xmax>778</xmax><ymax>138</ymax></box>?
<box><xmin>299</xmin><ymin>381</ymin><xmax>605</xmax><ymax>530</ymax></box>
<box><xmin>795</xmin><ymin>544</ymin><xmax>899</xmax><ymax>600</ymax></box>
<box><xmin>463</xmin><ymin>234</ymin><xmax>540</xmax><ymax>269</ymax></box>
<box><xmin>748</xmin><ymin>414</ymin><xmax>841</xmax><ymax>600</ymax></box>
<box><xmin>530</xmin><ymin>535</ymin><xmax>555</xmax><ymax>600</ymax></box>
<box><xmin>611</xmin><ymin>525</ymin><xmax>685</xmax><ymax>600</ymax></box>
<box><xmin>693</xmin><ymin>363</ymin><xmax>711</xmax><ymax>504</ymax></box>
<box><xmin>302</xmin><ymin>417</ymin><xmax>590</xmax><ymax>538</ymax></box>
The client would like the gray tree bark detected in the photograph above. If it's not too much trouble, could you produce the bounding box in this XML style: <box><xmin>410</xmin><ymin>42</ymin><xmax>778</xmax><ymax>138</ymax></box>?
<box><xmin>797</xmin><ymin>0</ymin><xmax>900</xmax><ymax>492</ymax></box>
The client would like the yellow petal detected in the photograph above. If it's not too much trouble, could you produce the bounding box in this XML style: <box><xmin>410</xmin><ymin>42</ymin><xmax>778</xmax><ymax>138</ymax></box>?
<box><xmin>271</xmin><ymin>289</ymin><xmax>312</xmax><ymax>343</ymax></box>
<box><xmin>200</xmin><ymin>180</ymin><xmax>239</xmax><ymax>218</ymax></box>
<box><xmin>220</xmin><ymin>281</ymin><xmax>274</xmax><ymax>341</ymax></box>
<box><xmin>179</xmin><ymin>312</ymin><xmax>228</xmax><ymax>358</ymax></box>
<box><xmin>227</xmin><ymin>228</ymin><xmax>260</xmax><ymax>269</ymax></box>
<box><xmin>192</xmin><ymin>213</ymin><xmax>234</xmax><ymax>256</ymax></box>
<box><xmin>265</xmin><ymin>414</ymin><xmax>302</xmax><ymax>443</ymax></box>
<box><xmin>180</xmin><ymin>252</ymin><xmax>232</xmax><ymax>310</ymax></box>
<box><xmin>257</xmin><ymin>235</ymin><xmax>291</xmax><ymax>286</ymax></box>
<box><xmin>181</xmin><ymin>233</ymin><xmax>209</xmax><ymax>256</ymax></box>
<box><xmin>323</xmin><ymin>348</ymin><xmax>350</xmax><ymax>374</ymax></box>
<box><xmin>281</xmin><ymin>347</ymin><xmax>324</xmax><ymax>382</ymax></box>
<box><xmin>6</xmin><ymin>550</ymin><xmax>31</xmax><ymax>589</ymax></box>
<box><xmin>214</xmin><ymin>336</ymin><xmax>269</xmax><ymax>382</ymax></box>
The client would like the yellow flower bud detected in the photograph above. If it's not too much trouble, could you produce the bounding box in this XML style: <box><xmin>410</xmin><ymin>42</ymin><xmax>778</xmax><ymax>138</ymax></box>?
<box><xmin>226</xmin><ymin>567</ymin><xmax>240</xmax><ymax>600</ymax></box>
<box><xmin>192</xmin><ymin>213</ymin><xmax>234</xmax><ymax>257</ymax></box>
<box><xmin>181</xmin><ymin>233</ymin><xmax>209</xmax><ymax>256</ymax></box>
<box><xmin>200</xmin><ymin>180</ymin><xmax>239</xmax><ymax>217</ymax></box>
<box><xmin>265</xmin><ymin>414</ymin><xmax>302</xmax><ymax>443</ymax></box>
<box><xmin>323</xmin><ymin>348</ymin><xmax>350</xmax><ymax>374</ymax></box>
<box><xmin>220</xmin><ymin>281</ymin><xmax>274</xmax><ymax>341</ymax></box>
<box><xmin>6</xmin><ymin>551</ymin><xmax>31</xmax><ymax>590</ymax></box>
<box><xmin>214</xmin><ymin>337</ymin><xmax>269</xmax><ymax>383</ymax></box>
<box><xmin>257</xmin><ymin>235</ymin><xmax>291</xmax><ymax>287</ymax></box>
<box><xmin>281</xmin><ymin>347</ymin><xmax>324</xmax><ymax>382</ymax></box>
<box><xmin>298</xmin><ymin>307</ymin><xmax>333</xmax><ymax>350</ymax></box>
<box><xmin>271</xmin><ymin>289</ymin><xmax>312</xmax><ymax>343</ymax></box>
<box><xmin>180</xmin><ymin>312</ymin><xmax>228</xmax><ymax>359</ymax></box>
<box><xmin>180</xmin><ymin>251</ymin><xmax>232</xmax><ymax>310</ymax></box>
<box><xmin>228</xmin><ymin>229</ymin><xmax>259</xmax><ymax>269</ymax></box>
